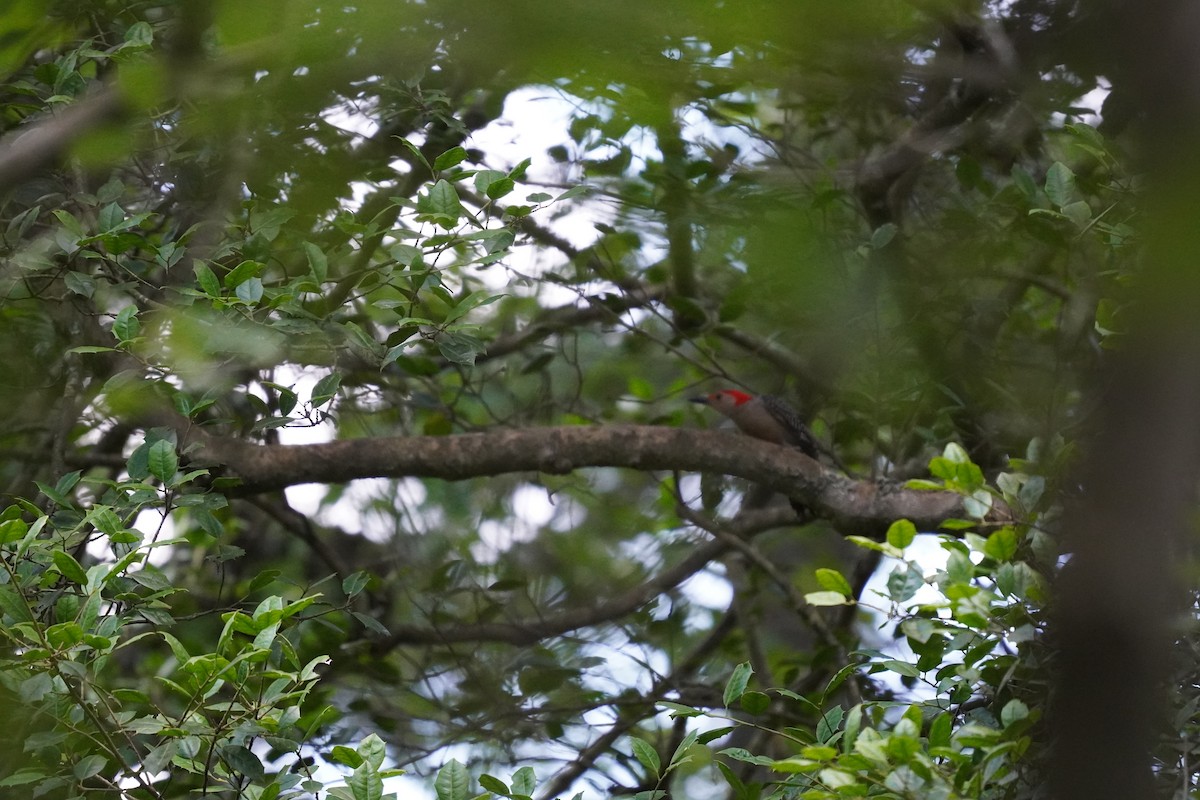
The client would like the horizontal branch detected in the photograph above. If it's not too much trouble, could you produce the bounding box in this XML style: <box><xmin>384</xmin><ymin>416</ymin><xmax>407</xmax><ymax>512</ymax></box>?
<box><xmin>191</xmin><ymin>424</ymin><xmax>989</xmax><ymax>535</ymax></box>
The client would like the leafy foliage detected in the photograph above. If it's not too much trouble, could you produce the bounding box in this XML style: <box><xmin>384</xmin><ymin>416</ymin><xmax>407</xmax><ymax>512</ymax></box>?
<box><xmin>0</xmin><ymin>1</ymin><xmax>1187</xmax><ymax>799</ymax></box>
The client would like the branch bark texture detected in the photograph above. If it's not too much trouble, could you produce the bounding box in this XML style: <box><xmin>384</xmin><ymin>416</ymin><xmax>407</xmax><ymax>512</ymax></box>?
<box><xmin>191</xmin><ymin>424</ymin><xmax>983</xmax><ymax>535</ymax></box>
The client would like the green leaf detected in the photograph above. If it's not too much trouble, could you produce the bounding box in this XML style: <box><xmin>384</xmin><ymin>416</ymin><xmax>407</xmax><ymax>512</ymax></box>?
<box><xmin>1001</xmin><ymin>699</ymin><xmax>1029</xmax><ymax>727</ymax></box>
<box><xmin>194</xmin><ymin>262</ymin><xmax>221</xmax><ymax>296</ymax></box>
<box><xmin>417</xmin><ymin>180</ymin><xmax>464</xmax><ymax>229</ymax></box>
<box><xmin>302</xmin><ymin>241</ymin><xmax>328</xmax><ymax>283</ymax></box>
<box><xmin>723</xmin><ymin>662</ymin><xmax>753</xmax><ymax>706</ymax></box>
<box><xmin>630</xmin><ymin>737</ymin><xmax>660</xmax><ymax>779</ymax></box>
<box><xmin>235</xmin><ymin>276</ymin><xmax>264</xmax><ymax>304</ymax></box>
<box><xmin>64</xmin><ymin>270</ymin><xmax>94</xmax><ymax>298</ymax></box>
<box><xmin>443</xmin><ymin>291</ymin><xmax>505</xmax><ymax>325</ymax></box>
<box><xmin>886</xmin><ymin>562</ymin><xmax>924</xmax><ymax>603</ymax></box>
<box><xmin>395</xmin><ymin>137</ymin><xmax>432</xmax><ymax>173</ymax></box>
<box><xmin>555</xmin><ymin>185</ymin><xmax>590</xmax><ymax>202</ymax></box>
<box><xmin>73</xmin><ymin>755</ymin><xmax>107</xmax><ymax>780</ymax></box>
<box><xmin>740</xmin><ymin>690</ymin><xmax>769</xmax><ymax>715</ymax></box>
<box><xmin>0</xmin><ymin>518</ymin><xmax>27</xmax><ymax>544</ymax></box>
<box><xmin>844</xmin><ymin>535</ymin><xmax>903</xmax><ymax>558</ymax></box>
<box><xmin>438</xmin><ymin>331</ymin><xmax>485</xmax><ymax>366</ymax></box>
<box><xmin>928</xmin><ymin>712</ymin><xmax>953</xmax><ymax>748</ymax></box>
<box><xmin>359</xmin><ymin>733</ymin><xmax>386</xmax><ymax>770</ymax></box>
<box><xmin>1010</xmin><ymin>164</ymin><xmax>1038</xmax><ymax>199</ymax></box>
<box><xmin>485</xmin><ymin>176</ymin><xmax>515</xmax><ymax>199</ymax></box>
<box><xmin>147</xmin><ymin>439</ymin><xmax>177</xmax><ymax>483</ymax></box>
<box><xmin>433</xmin><ymin>146</ymin><xmax>468</xmax><ymax>170</ymax></box>
<box><xmin>984</xmin><ymin>526</ymin><xmax>1019</xmax><ymax>561</ymax></box>
<box><xmin>330</xmin><ymin>746</ymin><xmax>363</xmax><ymax>768</ymax></box>
<box><xmin>816</xmin><ymin>706</ymin><xmax>844</xmax><ymax>743</ymax></box>
<box><xmin>1062</xmin><ymin>199</ymin><xmax>1092</xmax><ymax>227</ymax></box>
<box><xmin>435</xmin><ymin>759</ymin><xmax>470</xmax><ymax>800</ymax></box>
<box><xmin>349</xmin><ymin>762</ymin><xmax>383</xmax><ymax>800</ymax></box>
<box><xmin>1044</xmin><ymin>161</ymin><xmax>1076</xmax><ymax>207</ymax></box>
<box><xmin>805</xmin><ymin>590</ymin><xmax>852</xmax><ymax>607</ymax></box>
<box><xmin>886</xmin><ymin>518</ymin><xmax>917</xmax><ymax>550</ymax></box>
<box><xmin>870</xmin><ymin>222</ymin><xmax>897</xmax><ymax>248</ymax></box>
<box><xmin>125</xmin><ymin>20</ymin><xmax>153</xmax><ymax>45</ymax></box>
<box><xmin>343</xmin><ymin>571</ymin><xmax>369</xmax><ymax>597</ymax></box>
<box><xmin>658</xmin><ymin>700</ymin><xmax>701</xmax><ymax>718</ymax></box>
<box><xmin>311</xmin><ymin>372</ymin><xmax>341</xmax><ymax>407</ymax></box>
<box><xmin>479</xmin><ymin>774</ymin><xmax>509</xmax><ymax>796</ymax></box>
<box><xmin>112</xmin><ymin>305</ymin><xmax>139</xmax><ymax>342</ymax></box>
<box><xmin>473</xmin><ymin>169</ymin><xmax>507</xmax><ymax>194</ymax></box>
<box><xmin>814</xmin><ymin>567</ymin><xmax>852</xmax><ymax>597</ymax></box>
<box><xmin>224</xmin><ymin>259</ymin><xmax>264</xmax><ymax>288</ymax></box>
<box><xmin>511</xmin><ymin>766</ymin><xmax>535</xmax><ymax>796</ymax></box>
<box><xmin>52</xmin><ymin>550</ymin><xmax>88</xmax><ymax>585</ymax></box>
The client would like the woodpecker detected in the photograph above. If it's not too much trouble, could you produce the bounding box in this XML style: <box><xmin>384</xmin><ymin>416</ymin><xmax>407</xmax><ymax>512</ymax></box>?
<box><xmin>689</xmin><ymin>389</ymin><xmax>819</xmax><ymax>459</ymax></box>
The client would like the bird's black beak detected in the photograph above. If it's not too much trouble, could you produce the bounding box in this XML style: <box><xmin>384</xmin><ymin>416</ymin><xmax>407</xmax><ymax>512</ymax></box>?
<box><xmin>688</xmin><ymin>396</ymin><xmax>709</xmax><ymax>405</ymax></box>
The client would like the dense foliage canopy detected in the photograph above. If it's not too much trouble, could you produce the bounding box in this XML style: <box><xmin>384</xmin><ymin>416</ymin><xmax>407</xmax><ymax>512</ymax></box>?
<box><xmin>1</xmin><ymin>2</ymin><xmax>1199</xmax><ymax>799</ymax></box>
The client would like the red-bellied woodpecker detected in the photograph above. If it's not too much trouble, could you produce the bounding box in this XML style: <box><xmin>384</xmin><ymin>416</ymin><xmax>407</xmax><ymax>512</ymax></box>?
<box><xmin>690</xmin><ymin>389</ymin><xmax>820</xmax><ymax>516</ymax></box>
<box><xmin>690</xmin><ymin>390</ymin><xmax>819</xmax><ymax>459</ymax></box>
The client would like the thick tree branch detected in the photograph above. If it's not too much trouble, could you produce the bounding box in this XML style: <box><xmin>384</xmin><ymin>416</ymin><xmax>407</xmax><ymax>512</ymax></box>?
<box><xmin>185</xmin><ymin>424</ymin><xmax>992</xmax><ymax>535</ymax></box>
<box><xmin>0</xmin><ymin>88</ymin><xmax>124</xmax><ymax>188</ymax></box>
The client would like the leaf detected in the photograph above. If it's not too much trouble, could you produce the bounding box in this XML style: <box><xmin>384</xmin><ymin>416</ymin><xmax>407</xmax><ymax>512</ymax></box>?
<box><xmin>435</xmin><ymin>759</ymin><xmax>470</xmax><ymax>800</ymax></box>
<box><xmin>395</xmin><ymin>137</ymin><xmax>432</xmax><ymax>173</ymax></box>
<box><xmin>359</xmin><ymin>733</ymin><xmax>386</xmax><ymax>770</ymax></box>
<box><xmin>1001</xmin><ymin>699</ymin><xmax>1029</xmax><ymax>727</ymax></box>
<box><xmin>485</xmin><ymin>176</ymin><xmax>515</xmax><ymax>200</ymax></box>
<box><xmin>302</xmin><ymin>241</ymin><xmax>328</xmax><ymax>283</ymax></box>
<box><xmin>64</xmin><ymin>271</ymin><xmax>94</xmax><ymax>298</ymax></box>
<box><xmin>630</xmin><ymin>737</ymin><xmax>660</xmax><ymax>778</ymax></box>
<box><xmin>658</xmin><ymin>701</ymin><xmax>701</xmax><ymax>718</ymax></box>
<box><xmin>52</xmin><ymin>551</ymin><xmax>88</xmax><ymax>585</ymax></box>
<box><xmin>221</xmin><ymin>745</ymin><xmax>264</xmax><ymax>779</ymax></box>
<box><xmin>805</xmin><ymin>591</ymin><xmax>851</xmax><ymax>607</ymax></box>
<box><xmin>417</xmin><ymin>180</ymin><xmax>465</xmax><ymax>229</ymax></box>
<box><xmin>886</xmin><ymin>562</ymin><xmax>924</xmax><ymax>603</ymax></box>
<box><xmin>1062</xmin><ymin>199</ymin><xmax>1092</xmax><ymax>227</ymax></box>
<box><xmin>311</xmin><ymin>372</ymin><xmax>341</xmax><ymax>407</ymax></box>
<box><xmin>147</xmin><ymin>439</ymin><xmax>178</xmax><ymax>483</ymax></box>
<box><xmin>844</xmin><ymin>535</ymin><xmax>903</xmax><ymax>558</ymax></box>
<box><xmin>1044</xmin><ymin>161</ymin><xmax>1076</xmax><ymax>208</ymax></box>
<box><xmin>511</xmin><ymin>766</ymin><xmax>535</xmax><ymax>796</ymax></box>
<box><xmin>473</xmin><ymin>169</ymin><xmax>507</xmax><ymax>194</ymax></box>
<box><xmin>723</xmin><ymin>662</ymin><xmax>753</xmax><ymax>706</ymax></box>
<box><xmin>433</xmin><ymin>146</ymin><xmax>468</xmax><ymax>170</ymax></box>
<box><xmin>479</xmin><ymin>774</ymin><xmax>510</xmax><ymax>796</ymax></box>
<box><xmin>886</xmin><ymin>518</ymin><xmax>917</xmax><ymax>550</ymax></box>
<box><xmin>437</xmin><ymin>331</ymin><xmax>485</xmax><ymax>366</ymax></box>
<box><xmin>984</xmin><ymin>526</ymin><xmax>1019</xmax><ymax>561</ymax></box>
<box><xmin>870</xmin><ymin>222</ymin><xmax>897</xmax><ymax>248</ymax></box>
<box><xmin>112</xmin><ymin>305</ymin><xmax>139</xmax><ymax>342</ymax></box>
<box><xmin>814</xmin><ymin>567</ymin><xmax>852</xmax><ymax>597</ymax></box>
<box><xmin>235</xmin><ymin>276</ymin><xmax>264</xmax><ymax>304</ymax></box>
<box><xmin>348</xmin><ymin>762</ymin><xmax>383</xmax><ymax>800</ymax></box>
<box><xmin>194</xmin><ymin>262</ymin><xmax>221</xmax><ymax>296</ymax></box>
<box><xmin>1010</xmin><ymin>164</ymin><xmax>1038</xmax><ymax>199</ymax></box>
<box><xmin>740</xmin><ymin>690</ymin><xmax>769</xmax><ymax>715</ymax></box>
<box><xmin>443</xmin><ymin>291</ymin><xmax>505</xmax><ymax>324</ymax></box>
<box><xmin>555</xmin><ymin>185</ymin><xmax>590</xmax><ymax>202</ymax></box>
<box><xmin>816</xmin><ymin>706</ymin><xmax>844</xmax><ymax>743</ymax></box>
<box><xmin>0</xmin><ymin>769</ymin><xmax>46</xmax><ymax>787</ymax></box>
<box><xmin>342</xmin><ymin>571</ymin><xmax>369</xmax><ymax>597</ymax></box>
<box><xmin>125</xmin><ymin>20</ymin><xmax>153</xmax><ymax>45</ymax></box>
<box><xmin>928</xmin><ymin>712</ymin><xmax>953</xmax><ymax>748</ymax></box>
